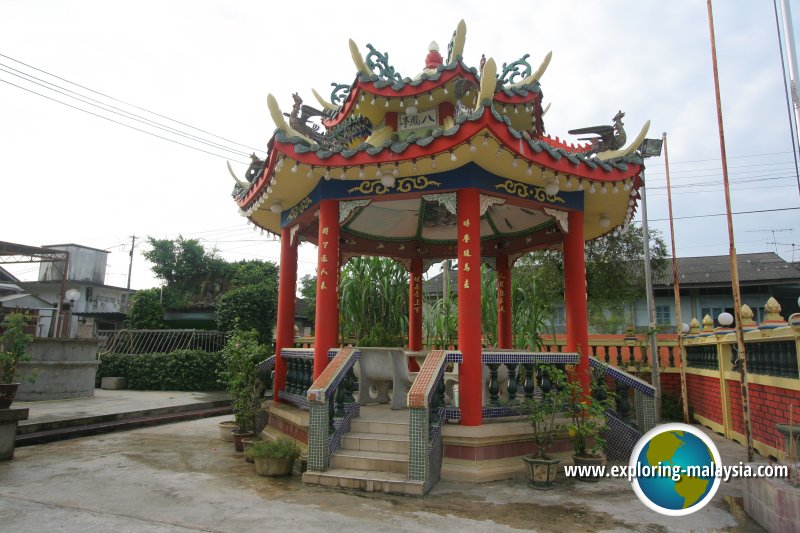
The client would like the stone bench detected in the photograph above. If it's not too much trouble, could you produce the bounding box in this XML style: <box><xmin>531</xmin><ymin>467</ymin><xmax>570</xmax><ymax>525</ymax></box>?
<box><xmin>355</xmin><ymin>347</ymin><xmax>412</xmax><ymax>410</ymax></box>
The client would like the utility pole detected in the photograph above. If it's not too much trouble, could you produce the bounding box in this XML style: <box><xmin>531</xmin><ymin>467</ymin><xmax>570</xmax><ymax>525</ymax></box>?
<box><xmin>663</xmin><ymin>132</ymin><xmax>690</xmax><ymax>424</ymax></box>
<box><xmin>707</xmin><ymin>0</ymin><xmax>754</xmax><ymax>462</ymax></box>
<box><xmin>780</xmin><ymin>0</ymin><xmax>800</xmax><ymax>147</ymax></box>
<box><xmin>127</xmin><ymin>234</ymin><xmax>136</xmax><ymax>290</ymax></box>
<box><xmin>638</xmin><ymin>137</ymin><xmax>664</xmax><ymax>423</ymax></box>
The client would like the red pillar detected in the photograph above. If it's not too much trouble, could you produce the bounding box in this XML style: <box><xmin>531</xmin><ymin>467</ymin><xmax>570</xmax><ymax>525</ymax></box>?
<box><xmin>563</xmin><ymin>210</ymin><xmax>590</xmax><ymax>393</ymax></box>
<box><xmin>457</xmin><ymin>188</ymin><xmax>482</xmax><ymax>426</ymax></box>
<box><xmin>313</xmin><ymin>200</ymin><xmax>340</xmax><ymax>379</ymax></box>
<box><xmin>273</xmin><ymin>226</ymin><xmax>298</xmax><ymax>402</ymax></box>
<box><xmin>496</xmin><ymin>254</ymin><xmax>513</xmax><ymax>349</ymax></box>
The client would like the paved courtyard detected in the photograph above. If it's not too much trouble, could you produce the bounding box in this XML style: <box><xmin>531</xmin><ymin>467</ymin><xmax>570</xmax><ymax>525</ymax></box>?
<box><xmin>0</xmin><ymin>416</ymin><xmax>765</xmax><ymax>532</ymax></box>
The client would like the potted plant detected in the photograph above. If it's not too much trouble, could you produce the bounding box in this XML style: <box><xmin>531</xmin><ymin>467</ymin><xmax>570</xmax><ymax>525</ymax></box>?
<box><xmin>521</xmin><ymin>364</ymin><xmax>568</xmax><ymax>489</ymax></box>
<box><xmin>0</xmin><ymin>313</ymin><xmax>33</xmax><ymax>409</ymax></box>
<box><xmin>246</xmin><ymin>437</ymin><xmax>301</xmax><ymax>476</ymax></box>
<box><xmin>565</xmin><ymin>371</ymin><xmax>616</xmax><ymax>482</ymax></box>
<box><xmin>217</xmin><ymin>420</ymin><xmax>238</xmax><ymax>442</ymax></box>
<box><xmin>220</xmin><ymin>329</ymin><xmax>267</xmax><ymax>451</ymax></box>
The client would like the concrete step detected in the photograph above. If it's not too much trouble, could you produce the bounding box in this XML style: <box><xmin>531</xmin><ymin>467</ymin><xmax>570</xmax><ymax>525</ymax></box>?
<box><xmin>349</xmin><ymin>418</ymin><xmax>408</xmax><ymax>435</ymax></box>
<box><xmin>16</xmin><ymin>405</ymin><xmax>232</xmax><ymax>446</ymax></box>
<box><xmin>303</xmin><ymin>468</ymin><xmax>423</xmax><ymax>496</ymax></box>
<box><xmin>18</xmin><ymin>398</ymin><xmax>232</xmax><ymax>435</ymax></box>
<box><xmin>341</xmin><ymin>432</ymin><xmax>409</xmax><ymax>454</ymax></box>
<box><xmin>330</xmin><ymin>449</ymin><xmax>408</xmax><ymax>474</ymax></box>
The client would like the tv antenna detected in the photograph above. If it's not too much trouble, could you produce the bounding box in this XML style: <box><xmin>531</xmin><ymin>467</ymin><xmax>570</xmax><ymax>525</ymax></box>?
<box><xmin>746</xmin><ymin>228</ymin><xmax>793</xmax><ymax>255</ymax></box>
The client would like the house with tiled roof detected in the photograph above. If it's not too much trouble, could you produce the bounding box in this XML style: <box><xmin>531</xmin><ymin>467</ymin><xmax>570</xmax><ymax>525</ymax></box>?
<box><xmin>422</xmin><ymin>252</ymin><xmax>800</xmax><ymax>333</ymax></box>
<box><xmin>650</xmin><ymin>252</ymin><xmax>800</xmax><ymax>331</ymax></box>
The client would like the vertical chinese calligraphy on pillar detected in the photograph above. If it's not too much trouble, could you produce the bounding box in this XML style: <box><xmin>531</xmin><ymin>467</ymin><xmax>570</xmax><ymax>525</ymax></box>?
<box><xmin>457</xmin><ymin>188</ymin><xmax>482</xmax><ymax>426</ymax></box>
<box><xmin>313</xmin><ymin>200</ymin><xmax>340</xmax><ymax>379</ymax></box>
<box><xmin>496</xmin><ymin>254</ymin><xmax>512</xmax><ymax>349</ymax></box>
<box><xmin>408</xmin><ymin>258</ymin><xmax>423</xmax><ymax>352</ymax></box>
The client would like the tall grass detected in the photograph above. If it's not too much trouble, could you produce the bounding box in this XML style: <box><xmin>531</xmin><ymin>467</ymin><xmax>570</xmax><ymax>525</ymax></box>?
<box><xmin>339</xmin><ymin>257</ymin><xmax>409</xmax><ymax>346</ymax></box>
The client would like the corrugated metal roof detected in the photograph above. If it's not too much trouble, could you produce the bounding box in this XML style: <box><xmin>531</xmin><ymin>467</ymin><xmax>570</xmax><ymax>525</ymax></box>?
<box><xmin>653</xmin><ymin>252</ymin><xmax>800</xmax><ymax>287</ymax></box>
<box><xmin>423</xmin><ymin>270</ymin><xmax>458</xmax><ymax>295</ymax></box>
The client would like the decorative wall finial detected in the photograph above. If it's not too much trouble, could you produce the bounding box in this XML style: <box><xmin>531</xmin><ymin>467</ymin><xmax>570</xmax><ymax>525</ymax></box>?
<box><xmin>689</xmin><ymin>318</ymin><xmax>700</xmax><ymax>335</ymax></box>
<box><xmin>701</xmin><ymin>315</ymin><xmax>714</xmax><ymax>333</ymax></box>
<box><xmin>740</xmin><ymin>304</ymin><xmax>757</xmax><ymax>331</ymax></box>
<box><xmin>761</xmin><ymin>297</ymin><xmax>787</xmax><ymax>328</ymax></box>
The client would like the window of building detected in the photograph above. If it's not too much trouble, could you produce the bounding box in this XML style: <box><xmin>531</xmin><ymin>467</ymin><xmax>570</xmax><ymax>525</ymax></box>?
<box><xmin>656</xmin><ymin>305</ymin><xmax>671</xmax><ymax>325</ymax></box>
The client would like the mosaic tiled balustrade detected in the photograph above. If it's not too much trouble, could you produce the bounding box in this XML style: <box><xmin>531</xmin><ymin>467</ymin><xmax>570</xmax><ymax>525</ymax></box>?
<box><xmin>266</xmin><ymin>346</ymin><xmax>655</xmax><ymax>495</ymax></box>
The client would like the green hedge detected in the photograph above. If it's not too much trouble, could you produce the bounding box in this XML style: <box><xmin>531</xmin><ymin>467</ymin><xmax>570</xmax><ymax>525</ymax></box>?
<box><xmin>96</xmin><ymin>350</ymin><xmax>225</xmax><ymax>391</ymax></box>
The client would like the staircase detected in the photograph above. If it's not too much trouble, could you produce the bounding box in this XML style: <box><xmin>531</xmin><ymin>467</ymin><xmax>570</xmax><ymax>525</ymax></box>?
<box><xmin>302</xmin><ymin>405</ymin><xmax>423</xmax><ymax>496</ymax></box>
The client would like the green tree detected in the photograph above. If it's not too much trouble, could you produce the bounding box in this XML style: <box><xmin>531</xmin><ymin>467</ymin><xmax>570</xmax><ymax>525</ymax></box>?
<box><xmin>142</xmin><ymin>237</ymin><xmax>279</xmax><ymax>310</ymax></box>
<box><xmin>216</xmin><ymin>283</ymin><xmax>278</xmax><ymax>345</ymax></box>
<box><xmin>231</xmin><ymin>260</ymin><xmax>279</xmax><ymax>288</ymax></box>
<box><xmin>144</xmin><ymin>236</ymin><xmax>207</xmax><ymax>291</ymax></box>
<box><xmin>516</xmin><ymin>223</ymin><xmax>668</xmax><ymax>333</ymax></box>
<box><xmin>125</xmin><ymin>289</ymin><xmax>166</xmax><ymax>329</ymax></box>
<box><xmin>298</xmin><ymin>274</ymin><xmax>317</xmax><ymax>323</ymax></box>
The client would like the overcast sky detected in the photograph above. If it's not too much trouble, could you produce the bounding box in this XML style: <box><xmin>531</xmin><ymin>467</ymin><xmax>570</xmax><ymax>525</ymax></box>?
<box><xmin>2</xmin><ymin>0</ymin><xmax>799</xmax><ymax>291</ymax></box>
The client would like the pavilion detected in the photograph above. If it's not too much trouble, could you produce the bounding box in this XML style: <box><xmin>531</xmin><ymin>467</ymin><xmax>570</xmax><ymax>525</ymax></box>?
<box><xmin>229</xmin><ymin>21</ymin><xmax>652</xmax><ymax>491</ymax></box>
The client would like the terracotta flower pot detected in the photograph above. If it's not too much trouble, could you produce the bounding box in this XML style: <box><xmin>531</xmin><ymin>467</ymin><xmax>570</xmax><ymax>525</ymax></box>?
<box><xmin>217</xmin><ymin>420</ymin><xmax>238</xmax><ymax>442</ymax></box>
<box><xmin>232</xmin><ymin>430</ymin><xmax>253</xmax><ymax>452</ymax></box>
<box><xmin>0</xmin><ymin>383</ymin><xmax>19</xmax><ymax>409</ymax></box>
<box><xmin>572</xmin><ymin>454</ymin><xmax>604</xmax><ymax>482</ymax></box>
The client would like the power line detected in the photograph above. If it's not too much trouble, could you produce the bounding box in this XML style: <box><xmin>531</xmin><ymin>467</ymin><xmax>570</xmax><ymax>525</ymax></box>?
<box><xmin>646</xmin><ymin>159</ymin><xmax>797</xmax><ymax>176</ymax></box>
<box><xmin>644</xmin><ymin>150</ymin><xmax>798</xmax><ymax>166</ymax></box>
<box><xmin>648</xmin><ymin>206</ymin><xmax>800</xmax><ymax>222</ymax></box>
<box><xmin>647</xmin><ymin>178</ymin><xmax>797</xmax><ymax>196</ymax></box>
<box><xmin>648</xmin><ymin>173</ymin><xmax>795</xmax><ymax>190</ymax></box>
<box><xmin>0</xmin><ymin>52</ymin><xmax>266</xmax><ymax>155</ymax></box>
<box><xmin>0</xmin><ymin>78</ymin><xmax>249</xmax><ymax>164</ymax></box>
<box><xmin>0</xmin><ymin>64</ymin><xmax>251</xmax><ymax>158</ymax></box>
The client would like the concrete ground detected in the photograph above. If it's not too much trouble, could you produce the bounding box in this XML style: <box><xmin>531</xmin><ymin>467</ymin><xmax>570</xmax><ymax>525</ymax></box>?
<box><xmin>0</xmin><ymin>414</ymin><xmax>767</xmax><ymax>532</ymax></box>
